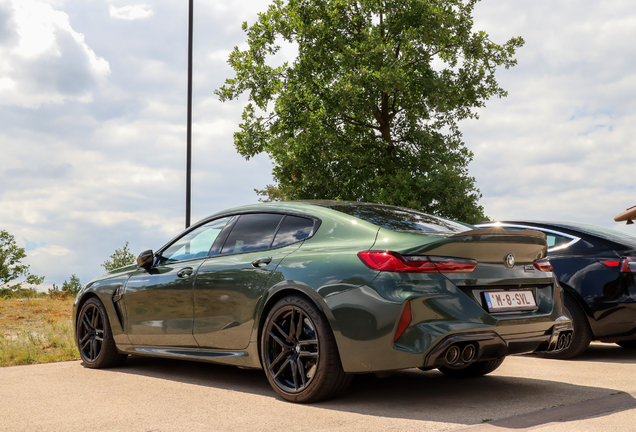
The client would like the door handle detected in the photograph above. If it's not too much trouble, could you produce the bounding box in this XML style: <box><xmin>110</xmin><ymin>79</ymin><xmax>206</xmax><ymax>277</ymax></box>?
<box><xmin>177</xmin><ymin>268</ymin><xmax>193</xmax><ymax>278</ymax></box>
<box><xmin>251</xmin><ymin>257</ymin><xmax>272</xmax><ymax>268</ymax></box>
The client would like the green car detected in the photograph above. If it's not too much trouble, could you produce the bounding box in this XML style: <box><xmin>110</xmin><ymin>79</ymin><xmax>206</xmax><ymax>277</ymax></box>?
<box><xmin>73</xmin><ymin>201</ymin><xmax>572</xmax><ymax>402</ymax></box>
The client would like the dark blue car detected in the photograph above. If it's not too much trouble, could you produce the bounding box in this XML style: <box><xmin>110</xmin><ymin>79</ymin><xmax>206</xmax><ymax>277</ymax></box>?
<box><xmin>477</xmin><ymin>221</ymin><xmax>636</xmax><ymax>359</ymax></box>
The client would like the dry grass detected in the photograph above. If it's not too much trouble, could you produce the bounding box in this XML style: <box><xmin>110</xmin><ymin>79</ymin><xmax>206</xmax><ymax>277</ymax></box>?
<box><xmin>0</xmin><ymin>297</ymin><xmax>79</xmax><ymax>367</ymax></box>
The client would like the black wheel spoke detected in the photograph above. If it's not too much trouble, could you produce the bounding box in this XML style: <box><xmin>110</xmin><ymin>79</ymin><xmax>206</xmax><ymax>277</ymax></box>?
<box><xmin>272</xmin><ymin>321</ymin><xmax>290</xmax><ymax>342</ymax></box>
<box><xmin>269</xmin><ymin>350</ymin><xmax>288</xmax><ymax>372</ymax></box>
<box><xmin>290</xmin><ymin>358</ymin><xmax>299</xmax><ymax>390</ymax></box>
<box><xmin>81</xmin><ymin>316</ymin><xmax>93</xmax><ymax>332</ymax></box>
<box><xmin>288</xmin><ymin>309</ymin><xmax>297</xmax><ymax>342</ymax></box>
<box><xmin>298</xmin><ymin>339</ymin><xmax>317</xmax><ymax>346</ymax></box>
<box><xmin>268</xmin><ymin>330</ymin><xmax>291</xmax><ymax>349</ymax></box>
<box><xmin>295</xmin><ymin>311</ymin><xmax>305</xmax><ymax>340</ymax></box>
<box><xmin>296</xmin><ymin>358</ymin><xmax>306</xmax><ymax>387</ymax></box>
<box><xmin>91</xmin><ymin>308</ymin><xmax>99</xmax><ymax>329</ymax></box>
<box><xmin>79</xmin><ymin>332</ymin><xmax>91</xmax><ymax>345</ymax></box>
<box><xmin>299</xmin><ymin>350</ymin><xmax>318</xmax><ymax>358</ymax></box>
<box><xmin>272</xmin><ymin>358</ymin><xmax>291</xmax><ymax>380</ymax></box>
<box><xmin>81</xmin><ymin>338</ymin><xmax>91</xmax><ymax>351</ymax></box>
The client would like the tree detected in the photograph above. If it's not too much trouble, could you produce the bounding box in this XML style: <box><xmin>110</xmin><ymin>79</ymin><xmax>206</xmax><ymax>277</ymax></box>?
<box><xmin>216</xmin><ymin>0</ymin><xmax>523</xmax><ymax>223</ymax></box>
<box><xmin>0</xmin><ymin>230</ymin><xmax>44</xmax><ymax>293</ymax></box>
<box><xmin>48</xmin><ymin>274</ymin><xmax>82</xmax><ymax>298</ymax></box>
<box><xmin>101</xmin><ymin>242</ymin><xmax>136</xmax><ymax>272</ymax></box>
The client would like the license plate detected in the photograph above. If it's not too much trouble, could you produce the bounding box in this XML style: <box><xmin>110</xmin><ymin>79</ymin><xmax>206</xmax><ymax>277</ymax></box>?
<box><xmin>484</xmin><ymin>290</ymin><xmax>537</xmax><ymax>312</ymax></box>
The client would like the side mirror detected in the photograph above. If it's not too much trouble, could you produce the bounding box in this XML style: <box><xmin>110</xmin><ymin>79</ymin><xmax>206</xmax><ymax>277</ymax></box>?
<box><xmin>137</xmin><ymin>250</ymin><xmax>154</xmax><ymax>269</ymax></box>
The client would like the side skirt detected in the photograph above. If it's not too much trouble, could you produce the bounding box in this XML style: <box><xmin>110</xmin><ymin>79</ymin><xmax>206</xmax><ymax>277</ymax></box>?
<box><xmin>119</xmin><ymin>343</ymin><xmax>262</xmax><ymax>369</ymax></box>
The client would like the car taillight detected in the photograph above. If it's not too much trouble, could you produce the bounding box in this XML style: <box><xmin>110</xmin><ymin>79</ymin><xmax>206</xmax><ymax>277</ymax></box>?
<box><xmin>533</xmin><ymin>258</ymin><xmax>553</xmax><ymax>272</ymax></box>
<box><xmin>394</xmin><ymin>301</ymin><xmax>411</xmax><ymax>342</ymax></box>
<box><xmin>599</xmin><ymin>260</ymin><xmax>621</xmax><ymax>268</ymax></box>
<box><xmin>357</xmin><ymin>250</ymin><xmax>477</xmax><ymax>273</ymax></box>
<box><xmin>620</xmin><ymin>257</ymin><xmax>636</xmax><ymax>273</ymax></box>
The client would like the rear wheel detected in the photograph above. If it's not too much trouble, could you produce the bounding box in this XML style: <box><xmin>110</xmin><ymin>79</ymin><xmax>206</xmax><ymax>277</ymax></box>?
<box><xmin>616</xmin><ymin>340</ymin><xmax>636</xmax><ymax>349</ymax></box>
<box><xmin>76</xmin><ymin>297</ymin><xmax>127</xmax><ymax>368</ymax></box>
<box><xmin>261</xmin><ymin>295</ymin><xmax>351</xmax><ymax>403</ymax></box>
<box><xmin>437</xmin><ymin>358</ymin><xmax>505</xmax><ymax>378</ymax></box>
<box><xmin>537</xmin><ymin>294</ymin><xmax>592</xmax><ymax>360</ymax></box>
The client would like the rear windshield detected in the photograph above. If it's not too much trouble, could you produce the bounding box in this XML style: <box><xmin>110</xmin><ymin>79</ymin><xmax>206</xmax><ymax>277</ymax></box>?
<box><xmin>327</xmin><ymin>204</ymin><xmax>471</xmax><ymax>233</ymax></box>
<box><xmin>555</xmin><ymin>223</ymin><xmax>636</xmax><ymax>242</ymax></box>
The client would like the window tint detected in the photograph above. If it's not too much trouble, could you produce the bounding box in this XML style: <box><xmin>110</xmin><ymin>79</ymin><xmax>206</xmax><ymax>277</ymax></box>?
<box><xmin>272</xmin><ymin>216</ymin><xmax>314</xmax><ymax>248</ymax></box>
<box><xmin>221</xmin><ymin>214</ymin><xmax>284</xmax><ymax>254</ymax></box>
<box><xmin>328</xmin><ymin>204</ymin><xmax>470</xmax><ymax>233</ymax></box>
<box><xmin>160</xmin><ymin>217</ymin><xmax>232</xmax><ymax>263</ymax></box>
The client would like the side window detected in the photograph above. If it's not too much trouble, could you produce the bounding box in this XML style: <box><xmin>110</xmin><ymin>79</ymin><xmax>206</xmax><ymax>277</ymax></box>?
<box><xmin>221</xmin><ymin>214</ymin><xmax>284</xmax><ymax>254</ymax></box>
<box><xmin>546</xmin><ymin>233</ymin><xmax>572</xmax><ymax>250</ymax></box>
<box><xmin>160</xmin><ymin>217</ymin><xmax>232</xmax><ymax>263</ymax></box>
<box><xmin>272</xmin><ymin>216</ymin><xmax>314</xmax><ymax>248</ymax></box>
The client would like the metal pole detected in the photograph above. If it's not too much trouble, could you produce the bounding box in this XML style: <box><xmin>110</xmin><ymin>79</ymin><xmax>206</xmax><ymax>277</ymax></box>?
<box><xmin>186</xmin><ymin>0</ymin><xmax>193</xmax><ymax>228</ymax></box>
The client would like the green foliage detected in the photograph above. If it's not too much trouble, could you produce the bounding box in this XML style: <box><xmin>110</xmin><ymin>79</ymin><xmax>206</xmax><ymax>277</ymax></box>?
<box><xmin>48</xmin><ymin>274</ymin><xmax>82</xmax><ymax>298</ymax></box>
<box><xmin>0</xmin><ymin>230</ymin><xmax>44</xmax><ymax>297</ymax></box>
<box><xmin>255</xmin><ymin>184</ymin><xmax>288</xmax><ymax>202</ymax></box>
<box><xmin>101</xmin><ymin>241</ymin><xmax>136</xmax><ymax>272</ymax></box>
<box><xmin>217</xmin><ymin>0</ymin><xmax>524</xmax><ymax>223</ymax></box>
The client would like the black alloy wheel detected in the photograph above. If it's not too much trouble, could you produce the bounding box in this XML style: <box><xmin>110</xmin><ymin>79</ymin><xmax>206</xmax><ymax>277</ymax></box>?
<box><xmin>77</xmin><ymin>297</ymin><xmax>127</xmax><ymax>368</ymax></box>
<box><xmin>261</xmin><ymin>296</ymin><xmax>351</xmax><ymax>403</ymax></box>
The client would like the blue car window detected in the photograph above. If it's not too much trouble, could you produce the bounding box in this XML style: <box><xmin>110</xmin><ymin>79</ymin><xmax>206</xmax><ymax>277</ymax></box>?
<box><xmin>161</xmin><ymin>217</ymin><xmax>232</xmax><ymax>263</ymax></box>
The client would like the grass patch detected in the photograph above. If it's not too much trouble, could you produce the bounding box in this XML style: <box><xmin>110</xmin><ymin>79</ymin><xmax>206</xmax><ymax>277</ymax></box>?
<box><xmin>0</xmin><ymin>297</ymin><xmax>79</xmax><ymax>367</ymax></box>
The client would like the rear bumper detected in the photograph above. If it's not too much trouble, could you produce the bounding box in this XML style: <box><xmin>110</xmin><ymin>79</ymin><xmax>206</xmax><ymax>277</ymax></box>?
<box><xmin>421</xmin><ymin>322</ymin><xmax>574</xmax><ymax>369</ymax></box>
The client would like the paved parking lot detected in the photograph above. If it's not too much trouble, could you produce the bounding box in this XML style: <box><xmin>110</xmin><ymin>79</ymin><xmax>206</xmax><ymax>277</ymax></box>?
<box><xmin>1</xmin><ymin>342</ymin><xmax>635</xmax><ymax>431</ymax></box>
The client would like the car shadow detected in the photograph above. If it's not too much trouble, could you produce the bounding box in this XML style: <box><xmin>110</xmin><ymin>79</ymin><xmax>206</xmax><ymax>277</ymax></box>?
<box><xmin>571</xmin><ymin>342</ymin><xmax>636</xmax><ymax>364</ymax></box>
<box><xmin>524</xmin><ymin>342</ymin><xmax>636</xmax><ymax>364</ymax></box>
<box><xmin>108</xmin><ymin>355</ymin><xmax>636</xmax><ymax>427</ymax></box>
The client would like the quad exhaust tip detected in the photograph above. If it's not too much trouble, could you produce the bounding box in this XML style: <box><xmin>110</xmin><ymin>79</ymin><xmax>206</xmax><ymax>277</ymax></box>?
<box><xmin>445</xmin><ymin>344</ymin><xmax>477</xmax><ymax>365</ymax></box>
<box><xmin>461</xmin><ymin>344</ymin><xmax>476</xmax><ymax>363</ymax></box>
<box><xmin>445</xmin><ymin>345</ymin><xmax>461</xmax><ymax>364</ymax></box>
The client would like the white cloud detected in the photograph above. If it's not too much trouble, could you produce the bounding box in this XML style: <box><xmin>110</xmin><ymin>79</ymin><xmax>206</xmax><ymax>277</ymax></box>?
<box><xmin>0</xmin><ymin>0</ymin><xmax>110</xmax><ymax>108</ymax></box>
<box><xmin>108</xmin><ymin>4</ymin><xmax>154</xmax><ymax>21</ymax></box>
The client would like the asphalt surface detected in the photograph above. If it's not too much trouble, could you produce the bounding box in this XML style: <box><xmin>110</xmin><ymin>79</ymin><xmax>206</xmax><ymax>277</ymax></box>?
<box><xmin>1</xmin><ymin>342</ymin><xmax>635</xmax><ymax>432</ymax></box>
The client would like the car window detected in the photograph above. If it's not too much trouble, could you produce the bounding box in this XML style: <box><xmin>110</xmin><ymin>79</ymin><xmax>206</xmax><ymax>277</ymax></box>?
<box><xmin>271</xmin><ymin>216</ymin><xmax>314</xmax><ymax>248</ymax></box>
<box><xmin>160</xmin><ymin>217</ymin><xmax>232</xmax><ymax>263</ymax></box>
<box><xmin>546</xmin><ymin>233</ymin><xmax>572</xmax><ymax>249</ymax></box>
<box><xmin>221</xmin><ymin>214</ymin><xmax>284</xmax><ymax>254</ymax></box>
<box><xmin>327</xmin><ymin>204</ymin><xmax>470</xmax><ymax>233</ymax></box>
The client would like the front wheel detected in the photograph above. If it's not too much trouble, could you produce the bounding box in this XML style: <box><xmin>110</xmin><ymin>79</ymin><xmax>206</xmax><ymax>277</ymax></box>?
<box><xmin>76</xmin><ymin>297</ymin><xmax>127</xmax><ymax>368</ymax></box>
<box><xmin>261</xmin><ymin>295</ymin><xmax>351</xmax><ymax>403</ymax></box>
<box><xmin>437</xmin><ymin>358</ymin><xmax>505</xmax><ymax>378</ymax></box>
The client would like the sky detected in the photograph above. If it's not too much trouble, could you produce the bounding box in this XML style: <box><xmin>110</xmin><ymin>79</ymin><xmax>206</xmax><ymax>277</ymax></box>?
<box><xmin>1</xmin><ymin>0</ymin><xmax>635</xmax><ymax>289</ymax></box>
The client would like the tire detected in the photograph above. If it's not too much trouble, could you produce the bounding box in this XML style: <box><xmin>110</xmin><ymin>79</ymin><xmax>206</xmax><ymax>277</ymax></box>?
<box><xmin>76</xmin><ymin>297</ymin><xmax>127</xmax><ymax>368</ymax></box>
<box><xmin>260</xmin><ymin>295</ymin><xmax>352</xmax><ymax>403</ymax></box>
<box><xmin>437</xmin><ymin>358</ymin><xmax>505</xmax><ymax>378</ymax></box>
<box><xmin>537</xmin><ymin>294</ymin><xmax>592</xmax><ymax>360</ymax></box>
<box><xmin>616</xmin><ymin>340</ymin><xmax>636</xmax><ymax>349</ymax></box>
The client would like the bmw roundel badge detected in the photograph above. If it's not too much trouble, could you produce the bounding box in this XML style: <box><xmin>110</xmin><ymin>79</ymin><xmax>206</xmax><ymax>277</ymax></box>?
<box><xmin>504</xmin><ymin>253</ymin><xmax>515</xmax><ymax>268</ymax></box>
